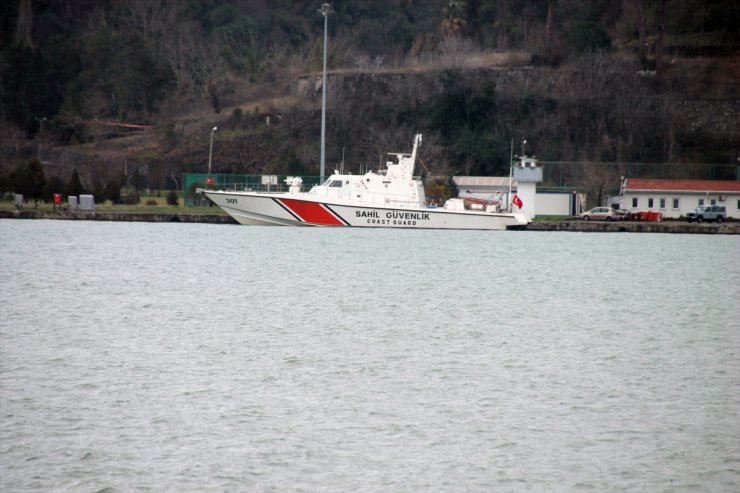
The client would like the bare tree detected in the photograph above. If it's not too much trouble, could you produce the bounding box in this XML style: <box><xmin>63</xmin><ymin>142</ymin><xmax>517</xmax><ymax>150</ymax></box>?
<box><xmin>118</xmin><ymin>0</ymin><xmax>184</xmax><ymax>65</ymax></box>
<box><xmin>436</xmin><ymin>35</ymin><xmax>478</xmax><ymax>71</ymax></box>
<box><xmin>162</xmin><ymin>21</ymin><xmax>224</xmax><ymax>98</ymax></box>
<box><xmin>655</xmin><ymin>0</ymin><xmax>666</xmax><ymax>73</ymax></box>
<box><xmin>441</xmin><ymin>0</ymin><xmax>467</xmax><ymax>37</ymax></box>
<box><xmin>14</xmin><ymin>0</ymin><xmax>33</xmax><ymax>48</ymax></box>
<box><xmin>634</xmin><ymin>0</ymin><xmax>648</xmax><ymax>64</ymax></box>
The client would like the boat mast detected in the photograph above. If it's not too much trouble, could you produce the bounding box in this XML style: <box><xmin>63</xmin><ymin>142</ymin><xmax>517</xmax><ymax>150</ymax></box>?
<box><xmin>319</xmin><ymin>3</ymin><xmax>331</xmax><ymax>184</ymax></box>
<box><xmin>508</xmin><ymin>138</ymin><xmax>513</xmax><ymax>212</ymax></box>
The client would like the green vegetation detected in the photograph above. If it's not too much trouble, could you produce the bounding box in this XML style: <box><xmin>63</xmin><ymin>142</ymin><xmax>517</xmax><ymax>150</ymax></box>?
<box><xmin>0</xmin><ymin>190</ymin><xmax>226</xmax><ymax>216</ymax></box>
<box><xmin>1</xmin><ymin>0</ymin><xmax>737</xmax><ymax>207</ymax></box>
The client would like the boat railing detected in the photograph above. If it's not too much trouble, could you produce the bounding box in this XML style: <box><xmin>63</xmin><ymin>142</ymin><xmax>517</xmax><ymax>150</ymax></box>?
<box><xmin>197</xmin><ymin>181</ymin><xmax>424</xmax><ymax>207</ymax></box>
<box><xmin>210</xmin><ymin>182</ymin><xmax>295</xmax><ymax>193</ymax></box>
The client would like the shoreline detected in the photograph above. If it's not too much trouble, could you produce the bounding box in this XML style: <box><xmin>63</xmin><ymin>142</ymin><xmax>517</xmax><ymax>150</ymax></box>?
<box><xmin>0</xmin><ymin>209</ymin><xmax>237</xmax><ymax>224</ymax></box>
<box><xmin>1</xmin><ymin>209</ymin><xmax>737</xmax><ymax>234</ymax></box>
<box><xmin>516</xmin><ymin>220</ymin><xmax>739</xmax><ymax>234</ymax></box>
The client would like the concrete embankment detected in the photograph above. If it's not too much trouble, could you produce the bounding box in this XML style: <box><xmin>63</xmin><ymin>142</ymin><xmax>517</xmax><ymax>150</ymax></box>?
<box><xmin>519</xmin><ymin>220</ymin><xmax>739</xmax><ymax>234</ymax></box>
<box><xmin>0</xmin><ymin>210</ymin><xmax>237</xmax><ymax>224</ymax></box>
<box><xmin>2</xmin><ymin>210</ymin><xmax>738</xmax><ymax>233</ymax></box>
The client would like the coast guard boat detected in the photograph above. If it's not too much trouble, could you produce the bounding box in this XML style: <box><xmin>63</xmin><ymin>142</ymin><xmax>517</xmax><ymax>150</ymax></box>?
<box><xmin>204</xmin><ymin>134</ymin><xmax>529</xmax><ymax>230</ymax></box>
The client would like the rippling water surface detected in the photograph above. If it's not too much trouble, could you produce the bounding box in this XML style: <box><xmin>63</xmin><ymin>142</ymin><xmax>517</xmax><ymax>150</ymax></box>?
<box><xmin>1</xmin><ymin>219</ymin><xmax>738</xmax><ymax>492</ymax></box>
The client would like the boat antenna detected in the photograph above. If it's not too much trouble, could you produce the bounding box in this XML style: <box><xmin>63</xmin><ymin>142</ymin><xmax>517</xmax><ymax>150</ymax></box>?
<box><xmin>319</xmin><ymin>3</ymin><xmax>332</xmax><ymax>184</ymax></box>
<box><xmin>508</xmin><ymin>138</ymin><xmax>514</xmax><ymax>212</ymax></box>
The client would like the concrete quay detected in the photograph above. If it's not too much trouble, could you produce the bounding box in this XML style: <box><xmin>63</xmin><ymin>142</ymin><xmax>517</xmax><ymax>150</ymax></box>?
<box><xmin>2</xmin><ymin>210</ymin><xmax>737</xmax><ymax>233</ymax></box>
<box><xmin>518</xmin><ymin>220</ymin><xmax>739</xmax><ymax>234</ymax></box>
<box><xmin>0</xmin><ymin>209</ymin><xmax>237</xmax><ymax>224</ymax></box>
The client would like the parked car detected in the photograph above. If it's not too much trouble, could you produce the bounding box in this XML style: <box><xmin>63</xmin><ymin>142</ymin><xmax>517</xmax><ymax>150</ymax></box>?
<box><xmin>613</xmin><ymin>209</ymin><xmax>630</xmax><ymax>220</ymax></box>
<box><xmin>687</xmin><ymin>205</ymin><xmax>726</xmax><ymax>223</ymax></box>
<box><xmin>580</xmin><ymin>207</ymin><xmax>616</xmax><ymax>221</ymax></box>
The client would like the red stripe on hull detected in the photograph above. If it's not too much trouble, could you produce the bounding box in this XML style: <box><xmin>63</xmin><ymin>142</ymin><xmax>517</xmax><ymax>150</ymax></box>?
<box><xmin>278</xmin><ymin>198</ymin><xmax>345</xmax><ymax>226</ymax></box>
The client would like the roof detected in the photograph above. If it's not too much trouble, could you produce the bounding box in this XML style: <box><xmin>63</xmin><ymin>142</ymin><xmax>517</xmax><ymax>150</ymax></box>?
<box><xmin>453</xmin><ymin>176</ymin><xmax>516</xmax><ymax>188</ymax></box>
<box><xmin>624</xmin><ymin>179</ymin><xmax>740</xmax><ymax>193</ymax></box>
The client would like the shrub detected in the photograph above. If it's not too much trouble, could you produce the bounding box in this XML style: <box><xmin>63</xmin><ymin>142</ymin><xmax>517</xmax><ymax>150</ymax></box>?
<box><xmin>120</xmin><ymin>186</ymin><xmax>140</xmax><ymax>205</ymax></box>
<box><xmin>567</xmin><ymin>21</ymin><xmax>611</xmax><ymax>55</ymax></box>
<box><xmin>166</xmin><ymin>190</ymin><xmax>179</xmax><ymax>206</ymax></box>
<box><xmin>145</xmin><ymin>198</ymin><xmax>158</xmax><ymax>206</ymax></box>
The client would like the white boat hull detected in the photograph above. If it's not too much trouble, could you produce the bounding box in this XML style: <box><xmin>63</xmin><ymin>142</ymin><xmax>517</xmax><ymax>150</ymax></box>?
<box><xmin>205</xmin><ymin>190</ymin><xmax>528</xmax><ymax>230</ymax></box>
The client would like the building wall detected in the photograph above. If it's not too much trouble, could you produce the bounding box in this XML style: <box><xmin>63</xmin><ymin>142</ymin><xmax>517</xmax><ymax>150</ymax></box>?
<box><xmin>536</xmin><ymin>193</ymin><xmax>577</xmax><ymax>216</ymax></box>
<box><xmin>617</xmin><ymin>192</ymin><xmax>740</xmax><ymax>218</ymax></box>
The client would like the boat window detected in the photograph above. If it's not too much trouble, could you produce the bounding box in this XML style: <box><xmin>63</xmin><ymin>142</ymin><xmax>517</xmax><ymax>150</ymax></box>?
<box><xmin>328</xmin><ymin>180</ymin><xmax>343</xmax><ymax>187</ymax></box>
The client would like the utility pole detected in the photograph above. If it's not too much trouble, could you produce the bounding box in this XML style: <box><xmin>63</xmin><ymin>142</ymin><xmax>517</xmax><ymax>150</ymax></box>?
<box><xmin>319</xmin><ymin>3</ymin><xmax>331</xmax><ymax>183</ymax></box>
<box><xmin>208</xmin><ymin>126</ymin><xmax>217</xmax><ymax>174</ymax></box>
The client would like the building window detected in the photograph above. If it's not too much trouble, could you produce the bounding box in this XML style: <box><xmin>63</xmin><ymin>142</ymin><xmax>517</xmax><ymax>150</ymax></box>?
<box><xmin>659</xmin><ymin>198</ymin><xmax>666</xmax><ymax>209</ymax></box>
<box><xmin>632</xmin><ymin>197</ymin><xmax>638</xmax><ymax>208</ymax></box>
<box><xmin>698</xmin><ymin>198</ymin><xmax>704</xmax><ymax>206</ymax></box>
<box><xmin>672</xmin><ymin>198</ymin><xmax>679</xmax><ymax>209</ymax></box>
<box><xmin>710</xmin><ymin>199</ymin><xmax>716</xmax><ymax>205</ymax></box>
<box><xmin>648</xmin><ymin>198</ymin><xmax>654</xmax><ymax>208</ymax></box>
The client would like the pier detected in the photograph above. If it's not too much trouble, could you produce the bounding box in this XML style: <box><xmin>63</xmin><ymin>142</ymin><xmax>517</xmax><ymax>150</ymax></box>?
<box><xmin>0</xmin><ymin>210</ymin><xmax>237</xmax><ymax>224</ymax></box>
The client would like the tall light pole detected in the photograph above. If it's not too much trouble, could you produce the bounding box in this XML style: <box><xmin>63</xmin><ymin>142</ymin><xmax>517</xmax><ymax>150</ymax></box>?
<box><xmin>319</xmin><ymin>3</ymin><xmax>331</xmax><ymax>183</ymax></box>
<box><xmin>208</xmin><ymin>126</ymin><xmax>217</xmax><ymax>174</ymax></box>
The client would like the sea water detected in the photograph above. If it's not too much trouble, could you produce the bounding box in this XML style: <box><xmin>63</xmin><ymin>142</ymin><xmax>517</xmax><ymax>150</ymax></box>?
<box><xmin>1</xmin><ymin>219</ymin><xmax>738</xmax><ymax>492</ymax></box>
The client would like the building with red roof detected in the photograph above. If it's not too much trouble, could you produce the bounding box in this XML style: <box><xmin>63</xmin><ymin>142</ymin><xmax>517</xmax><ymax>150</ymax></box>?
<box><xmin>614</xmin><ymin>179</ymin><xmax>740</xmax><ymax>218</ymax></box>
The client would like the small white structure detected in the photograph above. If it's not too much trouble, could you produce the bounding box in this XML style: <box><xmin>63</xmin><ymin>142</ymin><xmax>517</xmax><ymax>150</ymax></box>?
<box><xmin>614</xmin><ymin>179</ymin><xmax>740</xmax><ymax>219</ymax></box>
<box><xmin>512</xmin><ymin>155</ymin><xmax>543</xmax><ymax>219</ymax></box>
<box><xmin>262</xmin><ymin>175</ymin><xmax>278</xmax><ymax>191</ymax></box>
<box><xmin>79</xmin><ymin>194</ymin><xmax>96</xmax><ymax>211</ymax></box>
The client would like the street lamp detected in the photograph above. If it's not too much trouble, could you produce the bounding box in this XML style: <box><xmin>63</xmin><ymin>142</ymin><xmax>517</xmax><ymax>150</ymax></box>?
<box><xmin>319</xmin><ymin>3</ymin><xmax>331</xmax><ymax>183</ymax></box>
<box><xmin>208</xmin><ymin>126</ymin><xmax>217</xmax><ymax>174</ymax></box>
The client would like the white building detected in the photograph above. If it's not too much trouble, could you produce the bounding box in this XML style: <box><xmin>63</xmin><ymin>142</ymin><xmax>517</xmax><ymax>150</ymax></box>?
<box><xmin>614</xmin><ymin>179</ymin><xmax>740</xmax><ymax>219</ymax></box>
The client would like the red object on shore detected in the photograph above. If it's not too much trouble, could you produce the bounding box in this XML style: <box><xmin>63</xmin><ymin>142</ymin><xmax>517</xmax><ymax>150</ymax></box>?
<box><xmin>634</xmin><ymin>211</ymin><xmax>664</xmax><ymax>222</ymax></box>
<box><xmin>53</xmin><ymin>194</ymin><xmax>62</xmax><ymax>205</ymax></box>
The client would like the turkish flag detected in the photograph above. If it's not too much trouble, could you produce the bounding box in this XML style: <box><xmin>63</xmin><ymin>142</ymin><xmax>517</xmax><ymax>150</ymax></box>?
<box><xmin>206</xmin><ymin>177</ymin><xmax>215</xmax><ymax>184</ymax></box>
<box><xmin>513</xmin><ymin>194</ymin><xmax>523</xmax><ymax>208</ymax></box>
